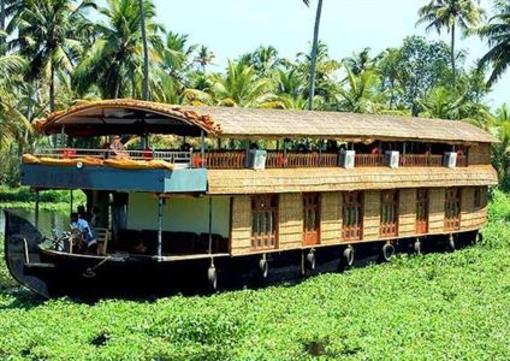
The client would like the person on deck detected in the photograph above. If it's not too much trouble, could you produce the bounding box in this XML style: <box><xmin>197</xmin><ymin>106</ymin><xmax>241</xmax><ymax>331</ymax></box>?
<box><xmin>110</xmin><ymin>135</ymin><xmax>128</xmax><ymax>158</ymax></box>
<box><xmin>77</xmin><ymin>205</ymin><xmax>89</xmax><ymax>221</ymax></box>
<box><xmin>70</xmin><ymin>212</ymin><xmax>97</xmax><ymax>253</ymax></box>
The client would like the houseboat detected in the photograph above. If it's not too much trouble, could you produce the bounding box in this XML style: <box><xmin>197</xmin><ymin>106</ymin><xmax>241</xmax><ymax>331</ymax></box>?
<box><xmin>4</xmin><ymin>99</ymin><xmax>498</xmax><ymax>298</ymax></box>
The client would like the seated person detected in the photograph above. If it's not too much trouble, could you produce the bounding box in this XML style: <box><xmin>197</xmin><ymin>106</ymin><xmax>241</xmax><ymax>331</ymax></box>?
<box><xmin>70</xmin><ymin>212</ymin><xmax>97</xmax><ymax>254</ymax></box>
<box><xmin>109</xmin><ymin>135</ymin><xmax>128</xmax><ymax>158</ymax></box>
<box><xmin>77</xmin><ymin>205</ymin><xmax>89</xmax><ymax>222</ymax></box>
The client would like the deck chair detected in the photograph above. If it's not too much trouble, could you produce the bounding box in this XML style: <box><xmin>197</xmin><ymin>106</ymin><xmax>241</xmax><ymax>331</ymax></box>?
<box><xmin>95</xmin><ymin>228</ymin><xmax>110</xmax><ymax>256</ymax></box>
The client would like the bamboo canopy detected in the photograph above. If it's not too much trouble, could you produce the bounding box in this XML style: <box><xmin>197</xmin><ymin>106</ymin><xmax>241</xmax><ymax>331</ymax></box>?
<box><xmin>206</xmin><ymin>165</ymin><xmax>498</xmax><ymax>195</ymax></box>
<box><xmin>34</xmin><ymin>99</ymin><xmax>497</xmax><ymax>144</ymax></box>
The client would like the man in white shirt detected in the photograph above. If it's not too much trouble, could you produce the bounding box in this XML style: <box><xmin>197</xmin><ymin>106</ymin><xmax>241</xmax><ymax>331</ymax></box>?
<box><xmin>70</xmin><ymin>212</ymin><xmax>97</xmax><ymax>253</ymax></box>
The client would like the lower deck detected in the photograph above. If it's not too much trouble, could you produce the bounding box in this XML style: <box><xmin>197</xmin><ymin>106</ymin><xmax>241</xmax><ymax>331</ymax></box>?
<box><xmin>53</xmin><ymin>185</ymin><xmax>488</xmax><ymax>260</ymax></box>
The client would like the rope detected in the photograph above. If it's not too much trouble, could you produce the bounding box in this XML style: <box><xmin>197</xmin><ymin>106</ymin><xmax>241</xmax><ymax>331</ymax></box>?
<box><xmin>82</xmin><ymin>256</ymin><xmax>112</xmax><ymax>279</ymax></box>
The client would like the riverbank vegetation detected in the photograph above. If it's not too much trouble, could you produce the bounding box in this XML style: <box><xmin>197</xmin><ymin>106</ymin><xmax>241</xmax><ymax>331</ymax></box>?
<box><xmin>0</xmin><ymin>190</ymin><xmax>509</xmax><ymax>360</ymax></box>
<box><xmin>0</xmin><ymin>0</ymin><xmax>509</xmax><ymax>187</ymax></box>
<box><xmin>0</xmin><ymin>186</ymin><xmax>86</xmax><ymax>211</ymax></box>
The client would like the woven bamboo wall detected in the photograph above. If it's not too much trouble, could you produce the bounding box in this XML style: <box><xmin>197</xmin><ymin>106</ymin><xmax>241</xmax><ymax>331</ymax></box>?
<box><xmin>461</xmin><ymin>187</ymin><xmax>487</xmax><ymax>229</ymax></box>
<box><xmin>230</xmin><ymin>195</ymin><xmax>252</xmax><ymax>256</ymax></box>
<box><xmin>320</xmin><ymin>192</ymin><xmax>342</xmax><ymax>245</ymax></box>
<box><xmin>278</xmin><ymin>193</ymin><xmax>304</xmax><ymax>250</ymax></box>
<box><xmin>362</xmin><ymin>190</ymin><xmax>380</xmax><ymax>241</ymax></box>
<box><xmin>229</xmin><ymin>187</ymin><xmax>488</xmax><ymax>256</ymax></box>
<box><xmin>469</xmin><ymin>143</ymin><xmax>491</xmax><ymax>165</ymax></box>
<box><xmin>399</xmin><ymin>189</ymin><xmax>417</xmax><ymax>237</ymax></box>
<box><xmin>428</xmin><ymin>188</ymin><xmax>446</xmax><ymax>233</ymax></box>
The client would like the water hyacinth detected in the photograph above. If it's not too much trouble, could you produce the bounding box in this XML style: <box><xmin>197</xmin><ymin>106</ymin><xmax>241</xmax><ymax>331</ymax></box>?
<box><xmin>0</xmin><ymin>191</ymin><xmax>509</xmax><ymax>360</ymax></box>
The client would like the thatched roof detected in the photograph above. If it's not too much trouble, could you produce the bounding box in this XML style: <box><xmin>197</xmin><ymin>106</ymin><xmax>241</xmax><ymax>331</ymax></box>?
<box><xmin>206</xmin><ymin>165</ymin><xmax>498</xmax><ymax>195</ymax></box>
<box><xmin>33</xmin><ymin>99</ymin><xmax>221</xmax><ymax>137</ymax></box>
<box><xmin>34</xmin><ymin>99</ymin><xmax>496</xmax><ymax>143</ymax></box>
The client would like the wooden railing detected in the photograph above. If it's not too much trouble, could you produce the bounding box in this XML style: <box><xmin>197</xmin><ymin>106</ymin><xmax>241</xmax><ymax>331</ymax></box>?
<box><xmin>203</xmin><ymin>150</ymin><xmax>246</xmax><ymax>169</ymax></box>
<box><xmin>33</xmin><ymin>147</ymin><xmax>473</xmax><ymax>170</ymax></box>
<box><xmin>35</xmin><ymin>148</ymin><xmax>193</xmax><ymax>164</ymax></box>
<box><xmin>355</xmin><ymin>154</ymin><xmax>385</xmax><ymax>167</ymax></box>
<box><xmin>266</xmin><ymin>152</ymin><xmax>338</xmax><ymax>168</ymax></box>
<box><xmin>399</xmin><ymin>154</ymin><xmax>443</xmax><ymax>167</ymax></box>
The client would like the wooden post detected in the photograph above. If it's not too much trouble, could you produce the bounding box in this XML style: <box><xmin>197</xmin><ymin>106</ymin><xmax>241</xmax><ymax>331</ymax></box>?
<box><xmin>208</xmin><ymin>196</ymin><xmax>213</xmax><ymax>255</ymax></box>
<box><xmin>35</xmin><ymin>190</ymin><xmax>40</xmax><ymax>228</ymax></box>
<box><xmin>157</xmin><ymin>195</ymin><xmax>163</xmax><ymax>258</ymax></box>
<box><xmin>61</xmin><ymin>125</ymin><xmax>66</xmax><ymax>148</ymax></box>
<box><xmin>70</xmin><ymin>190</ymin><xmax>74</xmax><ymax>214</ymax></box>
<box><xmin>200</xmin><ymin>131</ymin><xmax>205</xmax><ymax>168</ymax></box>
<box><xmin>283</xmin><ymin>139</ymin><xmax>288</xmax><ymax>168</ymax></box>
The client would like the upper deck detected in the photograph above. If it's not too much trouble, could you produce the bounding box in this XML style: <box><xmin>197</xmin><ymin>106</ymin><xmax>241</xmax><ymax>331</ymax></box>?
<box><xmin>23</xmin><ymin>99</ymin><xmax>498</xmax><ymax>193</ymax></box>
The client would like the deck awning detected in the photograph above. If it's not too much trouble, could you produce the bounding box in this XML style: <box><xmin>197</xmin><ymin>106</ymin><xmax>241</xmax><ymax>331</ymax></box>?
<box><xmin>33</xmin><ymin>99</ymin><xmax>221</xmax><ymax>137</ymax></box>
<box><xmin>34</xmin><ymin>99</ymin><xmax>497</xmax><ymax>143</ymax></box>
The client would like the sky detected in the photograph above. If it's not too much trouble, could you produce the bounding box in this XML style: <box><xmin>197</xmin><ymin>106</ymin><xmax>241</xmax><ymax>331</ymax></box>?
<box><xmin>153</xmin><ymin>0</ymin><xmax>508</xmax><ymax>108</ymax></box>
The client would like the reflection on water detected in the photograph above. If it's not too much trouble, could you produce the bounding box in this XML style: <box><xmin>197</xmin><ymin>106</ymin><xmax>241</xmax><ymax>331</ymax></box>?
<box><xmin>0</xmin><ymin>208</ymin><xmax>69</xmax><ymax>237</ymax></box>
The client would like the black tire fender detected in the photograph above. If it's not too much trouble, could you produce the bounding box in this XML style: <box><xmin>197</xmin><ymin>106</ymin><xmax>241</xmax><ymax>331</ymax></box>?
<box><xmin>381</xmin><ymin>243</ymin><xmax>395</xmax><ymax>262</ymax></box>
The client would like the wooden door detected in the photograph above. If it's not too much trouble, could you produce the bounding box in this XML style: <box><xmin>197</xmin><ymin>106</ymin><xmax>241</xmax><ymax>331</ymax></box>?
<box><xmin>445</xmin><ymin>188</ymin><xmax>461</xmax><ymax>231</ymax></box>
<box><xmin>416</xmin><ymin>189</ymin><xmax>429</xmax><ymax>234</ymax></box>
<box><xmin>303</xmin><ymin>193</ymin><xmax>320</xmax><ymax>245</ymax></box>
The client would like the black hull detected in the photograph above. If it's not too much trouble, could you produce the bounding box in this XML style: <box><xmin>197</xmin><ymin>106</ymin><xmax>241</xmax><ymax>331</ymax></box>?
<box><xmin>4</xmin><ymin>211</ymin><xmax>479</xmax><ymax>299</ymax></box>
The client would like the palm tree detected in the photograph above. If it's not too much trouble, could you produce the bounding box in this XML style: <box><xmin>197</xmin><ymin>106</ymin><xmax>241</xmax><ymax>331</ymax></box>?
<box><xmin>296</xmin><ymin>41</ymin><xmax>340</xmax><ymax>108</ymax></box>
<box><xmin>7</xmin><ymin>0</ymin><xmax>96</xmax><ymax>111</ymax></box>
<box><xmin>477</xmin><ymin>0</ymin><xmax>510</xmax><ymax>87</ymax></box>
<box><xmin>209</xmin><ymin>61</ymin><xmax>275</xmax><ymax>107</ymax></box>
<box><xmin>159</xmin><ymin>31</ymin><xmax>196</xmax><ymax>87</ymax></box>
<box><xmin>336</xmin><ymin>65</ymin><xmax>383</xmax><ymax>113</ymax></box>
<box><xmin>343</xmin><ymin>47</ymin><xmax>381</xmax><ymax>75</ymax></box>
<box><xmin>240</xmin><ymin>45</ymin><xmax>282</xmax><ymax>77</ymax></box>
<box><xmin>416</xmin><ymin>0</ymin><xmax>485</xmax><ymax>85</ymax></box>
<box><xmin>0</xmin><ymin>54</ymin><xmax>29</xmax><ymax>149</ymax></box>
<box><xmin>194</xmin><ymin>45</ymin><xmax>215</xmax><ymax>72</ymax></box>
<box><xmin>73</xmin><ymin>0</ymin><xmax>163</xmax><ymax>99</ymax></box>
<box><xmin>303</xmin><ymin>0</ymin><xmax>324</xmax><ymax>110</ymax></box>
<box><xmin>490</xmin><ymin>103</ymin><xmax>510</xmax><ymax>182</ymax></box>
<box><xmin>139</xmin><ymin>0</ymin><xmax>149</xmax><ymax>100</ymax></box>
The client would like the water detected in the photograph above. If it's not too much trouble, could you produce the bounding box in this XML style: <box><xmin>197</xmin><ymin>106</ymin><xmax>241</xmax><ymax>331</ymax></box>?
<box><xmin>0</xmin><ymin>208</ymin><xmax>68</xmax><ymax>237</ymax></box>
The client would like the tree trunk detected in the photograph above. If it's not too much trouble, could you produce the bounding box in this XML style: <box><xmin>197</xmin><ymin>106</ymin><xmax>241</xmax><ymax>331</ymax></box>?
<box><xmin>139</xmin><ymin>0</ymin><xmax>149</xmax><ymax>101</ymax></box>
<box><xmin>0</xmin><ymin>0</ymin><xmax>5</xmax><ymax>55</ymax></box>
<box><xmin>49</xmin><ymin>63</ymin><xmax>58</xmax><ymax>146</ymax></box>
<box><xmin>451</xmin><ymin>22</ymin><xmax>456</xmax><ymax>86</ymax></box>
<box><xmin>307</xmin><ymin>0</ymin><xmax>323</xmax><ymax>111</ymax></box>
<box><xmin>0</xmin><ymin>0</ymin><xmax>5</xmax><ymax>31</ymax></box>
<box><xmin>49</xmin><ymin>62</ymin><xmax>55</xmax><ymax>112</ymax></box>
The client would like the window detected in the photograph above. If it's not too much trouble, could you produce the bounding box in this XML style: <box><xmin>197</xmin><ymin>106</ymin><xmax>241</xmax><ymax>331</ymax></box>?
<box><xmin>380</xmin><ymin>190</ymin><xmax>399</xmax><ymax>237</ymax></box>
<box><xmin>416</xmin><ymin>189</ymin><xmax>429</xmax><ymax>234</ymax></box>
<box><xmin>342</xmin><ymin>191</ymin><xmax>363</xmax><ymax>241</ymax></box>
<box><xmin>251</xmin><ymin>195</ymin><xmax>278</xmax><ymax>250</ymax></box>
<box><xmin>445</xmin><ymin>188</ymin><xmax>461</xmax><ymax>231</ymax></box>
<box><xmin>473</xmin><ymin>186</ymin><xmax>487</xmax><ymax>210</ymax></box>
<box><xmin>303</xmin><ymin>193</ymin><xmax>321</xmax><ymax>245</ymax></box>
<box><xmin>474</xmin><ymin>187</ymin><xmax>481</xmax><ymax>209</ymax></box>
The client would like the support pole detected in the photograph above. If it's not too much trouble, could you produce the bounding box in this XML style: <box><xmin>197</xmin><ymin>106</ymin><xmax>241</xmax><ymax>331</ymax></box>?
<box><xmin>157</xmin><ymin>195</ymin><xmax>163</xmax><ymax>258</ymax></box>
<box><xmin>200</xmin><ymin>130</ymin><xmax>205</xmax><ymax>168</ymax></box>
<box><xmin>61</xmin><ymin>125</ymin><xmax>65</xmax><ymax>148</ymax></box>
<box><xmin>35</xmin><ymin>190</ymin><xmax>40</xmax><ymax>228</ymax></box>
<box><xmin>283</xmin><ymin>139</ymin><xmax>288</xmax><ymax>168</ymax></box>
<box><xmin>208</xmin><ymin>196</ymin><xmax>213</xmax><ymax>255</ymax></box>
<box><xmin>70</xmin><ymin>190</ymin><xmax>74</xmax><ymax>214</ymax></box>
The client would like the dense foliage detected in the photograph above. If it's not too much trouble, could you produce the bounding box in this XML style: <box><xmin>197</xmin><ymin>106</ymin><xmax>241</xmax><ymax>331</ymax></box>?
<box><xmin>0</xmin><ymin>186</ymin><xmax>86</xmax><ymax>210</ymax></box>
<box><xmin>0</xmin><ymin>190</ymin><xmax>508</xmax><ymax>360</ymax></box>
<box><xmin>0</xmin><ymin>0</ymin><xmax>510</xmax><ymax>187</ymax></box>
